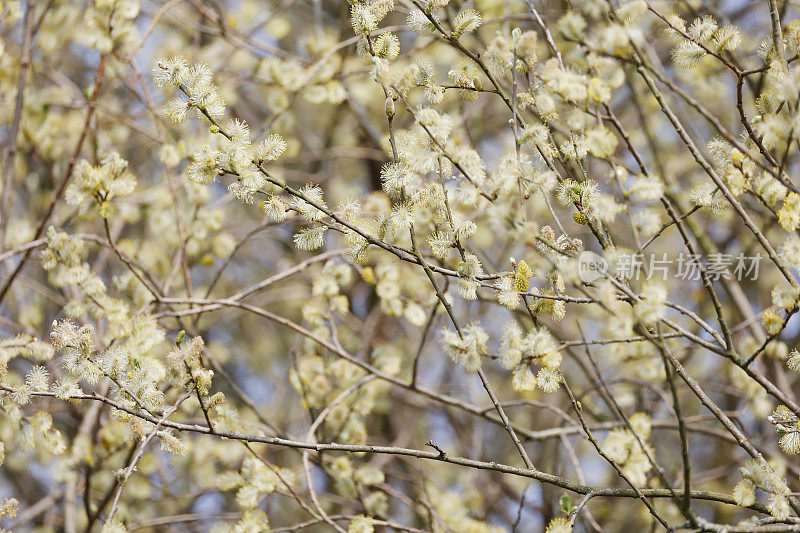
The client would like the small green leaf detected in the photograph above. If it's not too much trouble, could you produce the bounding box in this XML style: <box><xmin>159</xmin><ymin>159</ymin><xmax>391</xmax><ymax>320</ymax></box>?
<box><xmin>560</xmin><ymin>492</ymin><xmax>574</xmax><ymax>514</ymax></box>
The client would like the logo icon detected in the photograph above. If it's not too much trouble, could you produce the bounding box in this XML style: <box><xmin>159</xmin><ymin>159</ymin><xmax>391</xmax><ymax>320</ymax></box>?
<box><xmin>578</xmin><ymin>251</ymin><xmax>607</xmax><ymax>283</ymax></box>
